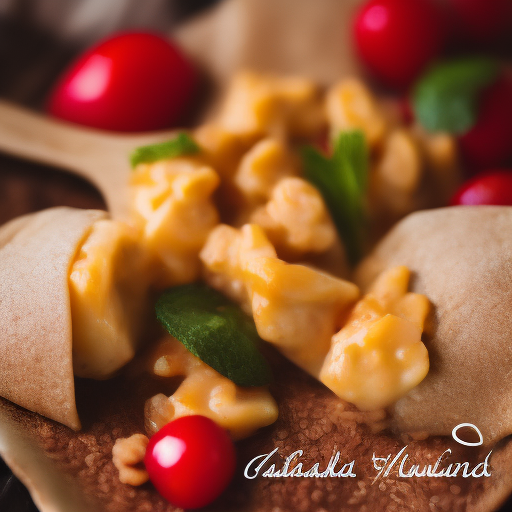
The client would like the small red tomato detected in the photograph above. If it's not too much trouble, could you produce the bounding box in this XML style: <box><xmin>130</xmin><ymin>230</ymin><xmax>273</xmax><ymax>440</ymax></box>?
<box><xmin>450</xmin><ymin>170</ymin><xmax>512</xmax><ymax>205</ymax></box>
<box><xmin>447</xmin><ymin>0</ymin><xmax>512</xmax><ymax>42</ymax></box>
<box><xmin>144</xmin><ymin>416</ymin><xmax>236</xmax><ymax>509</ymax></box>
<box><xmin>458</xmin><ymin>76</ymin><xmax>512</xmax><ymax>173</ymax></box>
<box><xmin>353</xmin><ymin>0</ymin><xmax>446</xmax><ymax>89</ymax></box>
<box><xmin>46</xmin><ymin>32</ymin><xmax>196</xmax><ymax>132</ymax></box>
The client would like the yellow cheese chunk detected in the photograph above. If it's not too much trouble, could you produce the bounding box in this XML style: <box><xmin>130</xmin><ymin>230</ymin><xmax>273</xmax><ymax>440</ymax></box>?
<box><xmin>145</xmin><ymin>337</ymin><xmax>278</xmax><ymax>440</ymax></box>
<box><xmin>194</xmin><ymin>123</ymin><xmax>251</xmax><ymax>180</ymax></box>
<box><xmin>200</xmin><ymin>223</ymin><xmax>277</xmax><ymax>311</ymax></box>
<box><xmin>245</xmin><ymin>256</ymin><xmax>360</xmax><ymax>376</ymax></box>
<box><xmin>234</xmin><ymin>138</ymin><xmax>298</xmax><ymax>204</ymax></box>
<box><xmin>218</xmin><ymin>71</ymin><xmax>325</xmax><ymax>140</ymax></box>
<box><xmin>326</xmin><ymin>78</ymin><xmax>387</xmax><ymax>148</ymax></box>
<box><xmin>371</xmin><ymin>129</ymin><xmax>423</xmax><ymax>216</ymax></box>
<box><xmin>319</xmin><ymin>266</ymin><xmax>430</xmax><ymax>410</ymax></box>
<box><xmin>69</xmin><ymin>220</ymin><xmax>149</xmax><ymax>379</ymax></box>
<box><xmin>130</xmin><ymin>157</ymin><xmax>220</xmax><ymax>288</ymax></box>
<box><xmin>250</xmin><ymin>177</ymin><xmax>337</xmax><ymax>259</ymax></box>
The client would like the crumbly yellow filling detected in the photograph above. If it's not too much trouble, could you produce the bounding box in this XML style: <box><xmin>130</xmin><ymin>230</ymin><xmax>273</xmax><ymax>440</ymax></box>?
<box><xmin>72</xmin><ymin>71</ymin><xmax>446</xmax><ymax>443</ymax></box>
<box><xmin>145</xmin><ymin>336</ymin><xmax>278</xmax><ymax>440</ymax></box>
<box><xmin>69</xmin><ymin>219</ymin><xmax>149</xmax><ymax>379</ymax></box>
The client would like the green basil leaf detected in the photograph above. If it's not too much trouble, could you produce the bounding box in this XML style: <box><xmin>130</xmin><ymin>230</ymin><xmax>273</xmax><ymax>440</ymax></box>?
<box><xmin>155</xmin><ymin>283</ymin><xmax>272</xmax><ymax>387</ymax></box>
<box><xmin>130</xmin><ymin>132</ymin><xmax>200</xmax><ymax>168</ymax></box>
<box><xmin>413</xmin><ymin>58</ymin><xmax>499</xmax><ymax>134</ymax></box>
<box><xmin>302</xmin><ymin>130</ymin><xmax>368</xmax><ymax>266</ymax></box>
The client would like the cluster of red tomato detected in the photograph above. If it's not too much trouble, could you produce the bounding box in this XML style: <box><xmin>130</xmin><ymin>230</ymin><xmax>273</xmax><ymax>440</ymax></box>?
<box><xmin>354</xmin><ymin>0</ymin><xmax>512</xmax><ymax>206</ymax></box>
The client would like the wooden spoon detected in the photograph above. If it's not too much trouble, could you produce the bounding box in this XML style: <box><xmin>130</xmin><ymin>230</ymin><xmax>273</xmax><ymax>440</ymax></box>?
<box><xmin>0</xmin><ymin>100</ymin><xmax>177</xmax><ymax>220</ymax></box>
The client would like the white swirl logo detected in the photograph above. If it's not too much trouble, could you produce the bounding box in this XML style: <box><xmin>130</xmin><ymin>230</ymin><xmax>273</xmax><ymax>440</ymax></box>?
<box><xmin>452</xmin><ymin>423</ymin><xmax>483</xmax><ymax>447</ymax></box>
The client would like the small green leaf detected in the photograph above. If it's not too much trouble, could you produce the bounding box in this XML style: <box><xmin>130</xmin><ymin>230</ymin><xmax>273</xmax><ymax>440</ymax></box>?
<box><xmin>155</xmin><ymin>283</ymin><xmax>272</xmax><ymax>387</ymax></box>
<box><xmin>302</xmin><ymin>130</ymin><xmax>368</xmax><ymax>266</ymax></box>
<box><xmin>130</xmin><ymin>132</ymin><xmax>200</xmax><ymax>168</ymax></box>
<box><xmin>413</xmin><ymin>58</ymin><xmax>499</xmax><ymax>134</ymax></box>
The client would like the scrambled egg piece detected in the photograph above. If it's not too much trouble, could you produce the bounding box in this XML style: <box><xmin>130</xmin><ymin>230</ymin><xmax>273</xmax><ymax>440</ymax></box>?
<box><xmin>69</xmin><ymin>220</ymin><xmax>149</xmax><ymax>379</ymax></box>
<box><xmin>234</xmin><ymin>138</ymin><xmax>298</xmax><ymax>204</ymax></box>
<box><xmin>112</xmin><ymin>435</ymin><xmax>149</xmax><ymax>486</ymax></box>
<box><xmin>218</xmin><ymin>71</ymin><xmax>326</xmax><ymax>140</ymax></box>
<box><xmin>130</xmin><ymin>157</ymin><xmax>220</xmax><ymax>288</ymax></box>
<box><xmin>200</xmin><ymin>223</ymin><xmax>277</xmax><ymax>311</ymax></box>
<box><xmin>201</xmin><ymin>223</ymin><xmax>358</xmax><ymax>375</ymax></box>
<box><xmin>371</xmin><ymin>129</ymin><xmax>422</xmax><ymax>215</ymax></box>
<box><xmin>194</xmin><ymin>123</ymin><xmax>250</xmax><ymax>180</ymax></box>
<box><xmin>201</xmin><ymin>222</ymin><xmax>429</xmax><ymax>411</ymax></box>
<box><xmin>319</xmin><ymin>266</ymin><xmax>430</xmax><ymax>410</ymax></box>
<box><xmin>145</xmin><ymin>336</ymin><xmax>278</xmax><ymax>440</ymax></box>
<box><xmin>326</xmin><ymin>78</ymin><xmax>387</xmax><ymax>148</ymax></box>
<box><xmin>250</xmin><ymin>177</ymin><xmax>337</xmax><ymax>259</ymax></box>
<box><xmin>412</xmin><ymin>125</ymin><xmax>461</xmax><ymax>205</ymax></box>
<box><xmin>245</xmin><ymin>257</ymin><xmax>360</xmax><ymax>376</ymax></box>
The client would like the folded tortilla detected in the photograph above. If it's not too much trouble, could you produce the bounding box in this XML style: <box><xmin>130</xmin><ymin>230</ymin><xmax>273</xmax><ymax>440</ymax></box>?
<box><xmin>0</xmin><ymin>207</ymin><xmax>107</xmax><ymax>431</ymax></box>
<box><xmin>356</xmin><ymin>207</ymin><xmax>512</xmax><ymax>446</ymax></box>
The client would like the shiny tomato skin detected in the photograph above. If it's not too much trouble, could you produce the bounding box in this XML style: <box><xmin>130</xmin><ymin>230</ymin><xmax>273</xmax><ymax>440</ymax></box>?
<box><xmin>450</xmin><ymin>170</ymin><xmax>512</xmax><ymax>206</ymax></box>
<box><xmin>144</xmin><ymin>415</ymin><xmax>236</xmax><ymax>509</ymax></box>
<box><xmin>447</xmin><ymin>0</ymin><xmax>512</xmax><ymax>42</ymax></box>
<box><xmin>458</xmin><ymin>76</ymin><xmax>512</xmax><ymax>173</ymax></box>
<box><xmin>353</xmin><ymin>0</ymin><xmax>446</xmax><ymax>89</ymax></box>
<box><xmin>46</xmin><ymin>32</ymin><xmax>196</xmax><ymax>132</ymax></box>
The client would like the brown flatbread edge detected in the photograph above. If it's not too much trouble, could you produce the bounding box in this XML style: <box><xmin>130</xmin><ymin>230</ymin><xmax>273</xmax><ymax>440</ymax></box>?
<box><xmin>1</xmin><ymin>351</ymin><xmax>512</xmax><ymax>512</ymax></box>
<box><xmin>0</xmin><ymin>207</ymin><xmax>107</xmax><ymax>431</ymax></box>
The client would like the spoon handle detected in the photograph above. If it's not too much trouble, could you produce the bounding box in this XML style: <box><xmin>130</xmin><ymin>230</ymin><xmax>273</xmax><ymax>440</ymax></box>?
<box><xmin>0</xmin><ymin>101</ymin><xmax>174</xmax><ymax>219</ymax></box>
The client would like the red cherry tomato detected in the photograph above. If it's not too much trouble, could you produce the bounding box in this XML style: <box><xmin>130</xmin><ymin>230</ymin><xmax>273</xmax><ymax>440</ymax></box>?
<box><xmin>450</xmin><ymin>170</ymin><xmax>512</xmax><ymax>205</ymax></box>
<box><xmin>46</xmin><ymin>32</ymin><xmax>196</xmax><ymax>132</ymax></box>
<box><xmin>458</xmin><ymin>76</ymin><xmax>512</xmax><ymax>173</ymax></box>
<box><xmin>447</xmin><ymin>0</ymin><xmax>512</xmax><ymax>42</ymax></box>
<box><xmin>144</xmin><ymin>415</ymin><xmax>236</xmax><ymax>509</ymax></box>
<box><xmin>353</xmin><ymin>0</ymin><xmax>446</xmax><ymax>89</ymax></box>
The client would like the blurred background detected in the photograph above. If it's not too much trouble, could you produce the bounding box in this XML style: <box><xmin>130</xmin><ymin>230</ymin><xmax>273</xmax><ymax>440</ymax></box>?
<box><xmin>0</xmin><ymin>0</ymin><xmax>219</xmax><ymax>107</ymax></box>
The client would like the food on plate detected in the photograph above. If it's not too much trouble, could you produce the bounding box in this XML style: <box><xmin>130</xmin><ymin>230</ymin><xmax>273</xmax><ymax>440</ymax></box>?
<box><xmin>0</xmin><ymin>67</ymin><xmax>443</xmax><ymax>508</ymax></box>
<box><xmin>46</xmin><ymin>32</ymin><xmax>197</xmax><ymax>131</ymax></box>
<box><xmin>319</xmin><ymin>265</ymin><xmax>429</xmax><ymax>411</ymax></box>
<box><xmin>2</xmin><ymin>0</ymin><xmax>512</xmax><ymax>502</ymax></box>
<box><xmin>143</xmin><ymin>335</ymin><xmax>278</xmax><ymax>439</ymax></box>
<box><xmin>356</xmin><ymin>207</ymin><xmax>512</xmax><ymax>444</ymax></box>
<box><xmin>129</xmin><ymin>141</ymin><xmax>220</xmax><ymax>288</ymax></box>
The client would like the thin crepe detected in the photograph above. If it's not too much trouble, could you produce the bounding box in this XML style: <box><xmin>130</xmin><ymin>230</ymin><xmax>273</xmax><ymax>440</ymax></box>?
<box><xmin>356</xmin><ymin>207</ymin><xmax>512</xmax><ymax>446</ymax></box>
<box><xmin>0</xmin><ymin>207</ymin><xmax>107</xmax><ymax>431</ymax></box>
